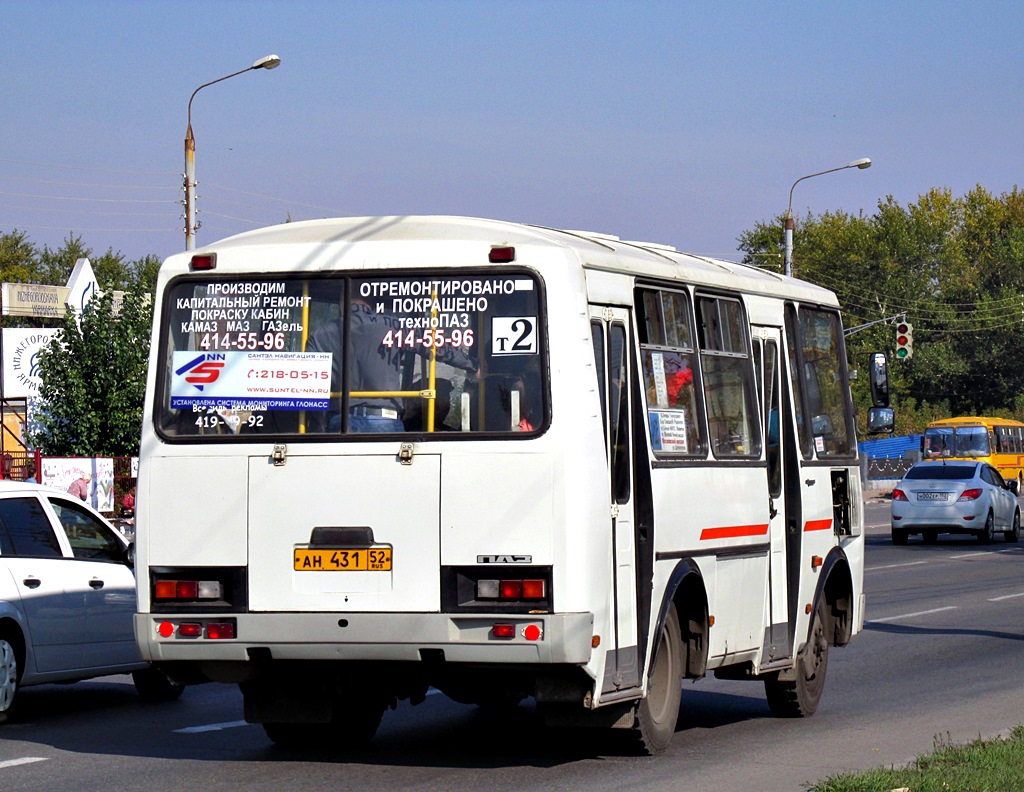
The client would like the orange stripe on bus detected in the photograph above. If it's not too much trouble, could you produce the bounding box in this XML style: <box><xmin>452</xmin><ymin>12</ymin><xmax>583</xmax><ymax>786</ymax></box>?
<box><xmin>700</xmin><ymin>523</ymin><xmax>770</xmax><ymax>540</ymax></box>
<box><xmin>804</xmin><ymin>518</ymin><xmax>833</xmax><ymax>532</ymax></box>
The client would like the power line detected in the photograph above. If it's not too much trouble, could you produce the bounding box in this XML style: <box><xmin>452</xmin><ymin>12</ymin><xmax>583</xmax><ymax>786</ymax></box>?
<box><xmin>0</xmin><ymin>189</ymin><xmax>174</xmax><ymax>205</ymax></box>
<box><xmin>0</xmin><ymin>157</ymin><xmax>176</xmax><ymax>178</ymax></box>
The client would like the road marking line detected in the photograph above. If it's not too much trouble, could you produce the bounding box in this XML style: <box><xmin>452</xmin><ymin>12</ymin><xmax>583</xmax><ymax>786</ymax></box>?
<box><xmin>174</xmin><ymin>720</ymin><xmax>249</xmax><ymax>734</ymax></box>
<box><xmin>868</xmin><ymin>606</ymin><xmax>958</xmax><ymax>624</ymax></box>
<box><xmin>988</xmin><ymin>592</ymin><xmax>1024</xmax><ymax>602</ymax></box>
<box><xmin>0</xmin><ymin>757</ymin><xmax>49</xmax><ymax>769</ymax></box>
<box><xmin>866</xmin><ymin>560</ymin><xmax>928</xmax><ymax>571</ymax></box>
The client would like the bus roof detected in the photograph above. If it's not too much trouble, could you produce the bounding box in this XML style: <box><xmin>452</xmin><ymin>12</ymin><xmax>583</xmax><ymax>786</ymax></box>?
<box><xmin>926</xmin><ymin>416</ymin><xmax>1024</xmax><ymax>429</ymax></box>
<box><xmin>170</xmin><ymin>215</ymin><xmax>839</xmax><ymax>307</ymax></box>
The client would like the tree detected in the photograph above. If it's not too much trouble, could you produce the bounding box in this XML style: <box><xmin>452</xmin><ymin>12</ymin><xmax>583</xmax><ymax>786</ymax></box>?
<box><xmin>737</xmin><ymin>185</ymin><xmax>1024</xmax><ymax>433</ymax></box>
<box><xmin>27</xmin><ymin>282</ymin><xmax>153</xmax><ymax>456</ymax></box>
<box><xmin>0</xmin><ymin>229</ymin><xmax>40</xmax><ymax>283</ymax></box>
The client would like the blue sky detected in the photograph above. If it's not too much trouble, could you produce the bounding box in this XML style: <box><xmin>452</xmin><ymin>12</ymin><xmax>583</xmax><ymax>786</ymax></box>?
<box><xmin>2</xmin><ymin>0</ymin><xmax>1023</xmax><ymax>265</ymax></box>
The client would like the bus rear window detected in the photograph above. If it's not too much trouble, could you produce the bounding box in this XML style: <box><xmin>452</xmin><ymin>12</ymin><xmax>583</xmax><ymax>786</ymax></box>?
<box><xmin>157</xmin><ymin>272</ymin><xmax>546</xmax><ymax>439</ymax></box>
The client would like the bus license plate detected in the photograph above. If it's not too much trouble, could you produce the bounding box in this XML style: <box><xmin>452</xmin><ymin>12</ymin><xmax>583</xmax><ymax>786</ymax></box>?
<box><xmin>294</xmin><ymin>547</ymin><xmax>392</xmax><ymax>571</ymax></box>
<box><xmin>917</xmin><ymin>492</ymin><xmax>949</xmax><ymax>501</ymax></box>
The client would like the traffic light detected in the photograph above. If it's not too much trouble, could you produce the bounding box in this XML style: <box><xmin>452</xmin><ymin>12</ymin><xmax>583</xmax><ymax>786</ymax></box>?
<box><xmin>895</xmin><ymin>321</ymin><xmax>913</xmax><ymax>360</ymax></box>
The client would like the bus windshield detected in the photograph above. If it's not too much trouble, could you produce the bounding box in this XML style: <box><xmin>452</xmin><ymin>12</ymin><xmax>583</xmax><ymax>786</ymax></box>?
<box><xmin>157</xmin><ymin>271</ymin><xmax>546</xmax><ymax>438</ymax></box>
<box><xmin>922</xmin><ymin>426</ymin><xmax>989</xmax><ymax>458</ymax></box>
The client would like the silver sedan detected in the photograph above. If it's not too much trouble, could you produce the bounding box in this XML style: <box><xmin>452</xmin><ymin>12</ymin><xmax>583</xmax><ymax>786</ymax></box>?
<box><xmin>890</xmin><ymin>461</ymin><xmax>1020</xmax><ymax>545</ymax></box>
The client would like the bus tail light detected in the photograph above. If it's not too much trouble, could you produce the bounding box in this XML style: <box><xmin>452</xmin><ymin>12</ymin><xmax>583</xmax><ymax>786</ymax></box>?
<box><xmin>148</xmin><ymin>567</ymin><xmax>246</xmax><ymax>613</ymax></box>
<box><xmin>442</xmin><ymin>566</ymin><xmax>552</xmax><ymax>613</ymax></box>
<box><xmin>499</xmin><ymin>580</ymin><xmax>522</xmax><ymax>599</ymax></box>
<box><xmin>480</xmin><ymin>579</ymin><xmax>546</xmax><ymax>601</ymax></box>
<box><xmin>206</xmin><ymin>622</ymin><xmax>236</xmax><ymax>640</ymax></box>
<box><xmin>154</xmin><ymin>619</ymin><xmax>237</xmax><ymax>640</ymax></box>
<box><xmin>491</xmin><ymin>623</ymin><xmax>542</xmax><ymax>640</ymax></box>
<box><xmin>958</xmin><ymin>488</ymin><xmax>983</xmax><ymax>501</ymax></box>
<box><xmin>154</xmin><ymin>580</ymin><xmax>223</xmax><ymax>600</ymax></box>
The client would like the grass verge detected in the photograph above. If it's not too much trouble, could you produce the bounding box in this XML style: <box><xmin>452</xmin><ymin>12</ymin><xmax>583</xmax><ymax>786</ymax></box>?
<box><xmin>809</xmin><ymin>725</ymin><xmax>1024</xmax><ymax>792</ymax></box>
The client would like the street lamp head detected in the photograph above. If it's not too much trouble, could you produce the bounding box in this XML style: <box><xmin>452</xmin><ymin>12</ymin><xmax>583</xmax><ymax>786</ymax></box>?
<box><xmin>185</xmin><ymin>53</ymin><xmax>282</xmax><ymax>251</ymax></box>
<box><xmin>784</xmin><ymin>155</ymin><xmax>872</xmax><ymax>277</ymax></box>
<box><xmin>252</xmin><ymin>54</ymin><xmax>281</xmax><ymax>70</ymax></box>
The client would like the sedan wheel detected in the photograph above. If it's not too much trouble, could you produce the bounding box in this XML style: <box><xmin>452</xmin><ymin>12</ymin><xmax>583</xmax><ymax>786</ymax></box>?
<box><xmin>1005</xmin><ymin>511</ymin><xmax>1021</xmax><ymax>543</ymax></box>
<box><xmin>0</xmin><ymin>637</ymin><xmax>19</xmax><ymax>724</ymax></box>
<box><xmin>978</xmin><ymin>511</ymin><xmax>995</xmax><ymax>543</ymax></box>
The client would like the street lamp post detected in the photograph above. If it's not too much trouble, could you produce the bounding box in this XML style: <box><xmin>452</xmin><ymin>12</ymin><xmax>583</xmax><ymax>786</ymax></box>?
<box><xmin>184</xmin><ymin>54</ymin><xmax>281</xmax><ymax>251</ymax></box>
<box><xmin>784</xmin><ymin>157</ymin><xmax>871</xmax><ymax>277</ymax></box>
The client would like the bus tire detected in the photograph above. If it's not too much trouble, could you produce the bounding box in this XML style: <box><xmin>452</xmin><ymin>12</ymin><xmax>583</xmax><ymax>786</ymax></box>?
<box><xmin>765</xmin><ymin>599</ymin><xmax>829</xmax><ymax>718</ymax></box>
<box><xmin>1005</xmin><ymin>510</ymin><xmax>1020</xmax><ymax>543</ymax></box>
<box><xmin>0</xmin><ymin>634</ymin><xmax>20</xmax><ymax>724</ymax></box>
<box><xmin>634</xmin><ymin>602</ymin><xmax>683</xmax><ymax>754</ymax></box>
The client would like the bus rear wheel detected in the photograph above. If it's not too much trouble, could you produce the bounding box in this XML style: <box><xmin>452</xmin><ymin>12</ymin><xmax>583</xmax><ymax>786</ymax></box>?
<box><xmin>634</xmin><ymin>603</ymin><xmax>683</xmax><ymax>754</ymax></box>
<box><xmin>765</xmin><ymin>599</ymin><xmax>829</xmax><ymax>718</ymax></box>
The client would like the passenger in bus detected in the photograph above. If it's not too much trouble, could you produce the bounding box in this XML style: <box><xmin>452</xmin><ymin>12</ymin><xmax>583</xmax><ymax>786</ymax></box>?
<box><xmin>959</xmin><ymin>430</ymin><xmax>989</xmax><ymax>458</ymax></box>
<box><xmin>643</xmin><ymin>351</ymin><xmax>693</xmax><ymax>408</ymax></box>
<box><xmin>307</xmin><ymin>294</ymin><xmax>476</xmax><ymax>433</ymax></box>
<box><xmin>403</xmin><ymin>379</ymin><xmax>455</xmax><ymax>431</ymax></box>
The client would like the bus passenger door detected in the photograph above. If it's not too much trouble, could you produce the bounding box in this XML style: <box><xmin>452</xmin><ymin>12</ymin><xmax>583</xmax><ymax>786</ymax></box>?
<box><xmin>590</xmin><ymin>307</ymin><xmax>641</xmax><ymax>691</ymax></box>
<box><xmin>753</xmin><ymin>327</ymin><xmax>791</xmax><ymax>663</ymax></box>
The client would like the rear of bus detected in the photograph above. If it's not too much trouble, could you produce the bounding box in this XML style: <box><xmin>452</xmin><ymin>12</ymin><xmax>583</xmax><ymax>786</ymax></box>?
<box><xmin>134</xmin><ymin>219</ymin><xmax>610</xmax><ymax>744</ymax></box>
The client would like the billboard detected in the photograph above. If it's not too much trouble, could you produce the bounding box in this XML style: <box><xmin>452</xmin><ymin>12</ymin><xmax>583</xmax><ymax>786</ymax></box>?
<box><xmin>1</xmin><ymin>328</ymin><xmax>62</xmax><ymax>399</ymax></box>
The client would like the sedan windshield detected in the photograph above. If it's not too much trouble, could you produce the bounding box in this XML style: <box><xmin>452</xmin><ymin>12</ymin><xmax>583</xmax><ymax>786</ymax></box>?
<box><xmin>904</xmin><ymin>464</ymin><xmax>976</xmax><ymax>481</ymax></box>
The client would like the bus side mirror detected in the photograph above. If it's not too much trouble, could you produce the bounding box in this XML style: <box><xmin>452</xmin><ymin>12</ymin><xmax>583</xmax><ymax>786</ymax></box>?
<box><xmin>867</xmin><ymin>406</ymin><xmax>894</xmax><ymax>434</ymax></box>
<box><xmin>869</xmin><ymin>352</ymin><xmax>889</xmax><ymax>407</ymax></box>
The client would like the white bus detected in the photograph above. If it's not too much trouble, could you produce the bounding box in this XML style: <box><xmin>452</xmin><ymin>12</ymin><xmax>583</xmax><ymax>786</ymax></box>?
<box><xmin>135</xmin><ymin>216</ymin><xmax>887</xmax><ymax>753</ymax></box>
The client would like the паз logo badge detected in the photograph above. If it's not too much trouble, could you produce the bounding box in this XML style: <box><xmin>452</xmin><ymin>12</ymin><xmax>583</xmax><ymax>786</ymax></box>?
<box><xmin>175</xmin><ymin>353</ymin><xmax>225</xmax><ymax>391</ymax></box>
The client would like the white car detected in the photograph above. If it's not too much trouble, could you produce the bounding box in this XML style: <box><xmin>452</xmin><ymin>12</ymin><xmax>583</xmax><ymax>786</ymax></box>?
<box><xmin>0</xmin><ymin>481</ymin><xmax>183</xmax><ymax>722</ymax></box>
<box><xmin>891</xmin><ymin>460</ymin><xmax>1021</xmax><ymax>544</ymax></box>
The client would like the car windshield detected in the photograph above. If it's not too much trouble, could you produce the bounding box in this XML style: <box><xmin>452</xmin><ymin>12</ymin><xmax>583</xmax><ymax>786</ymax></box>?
<box><xmin>904</xmin><ymin>463</ymin><xmax>976</xmax><ymax>481</ymax></box>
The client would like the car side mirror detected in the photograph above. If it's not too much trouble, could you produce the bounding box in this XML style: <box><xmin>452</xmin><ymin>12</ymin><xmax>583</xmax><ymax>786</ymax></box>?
<box><xmin>867</xmin><ymin>406</ymin><xmax>894</xmax><ymax>434</ymax></box>
<box><xmin>812</xmin><ymin>413</ymin><xmax>834</xmax><ymax>437</ymax></box>
<box><xmin>869</xmin><ymin>352</ymin><xmax>890</xmax><ymax>408</ymax></box>
<box><xmin>124</xmin><ymin>541</ymin><xmax>135</xmax><ymax>569</ymax></box>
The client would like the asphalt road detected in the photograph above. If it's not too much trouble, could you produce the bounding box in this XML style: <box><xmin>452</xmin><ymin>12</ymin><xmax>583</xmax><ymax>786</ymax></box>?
<box><xmin>2</xmin><ymin>497</ymin><xmax>1023</xmax><ymax>792</ymax></box>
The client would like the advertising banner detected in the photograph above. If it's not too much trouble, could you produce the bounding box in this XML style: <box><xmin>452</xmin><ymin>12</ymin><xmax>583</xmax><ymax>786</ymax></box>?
<box><xmin>1</xmin><ymin>328</ymin><xmax>62</xmax><ymax>399</ymax></box>
<box><xmin>40</xmin><ymin>457</ymin><xmax>115</xmax><ymax>513</ymax></box>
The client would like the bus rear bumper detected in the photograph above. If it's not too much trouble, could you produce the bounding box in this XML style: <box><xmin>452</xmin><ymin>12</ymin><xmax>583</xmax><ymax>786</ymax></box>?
<box><xmin>135</xmin><ymin>611</ymin><xmax>595</xmax><ymax>666</ymax></box>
